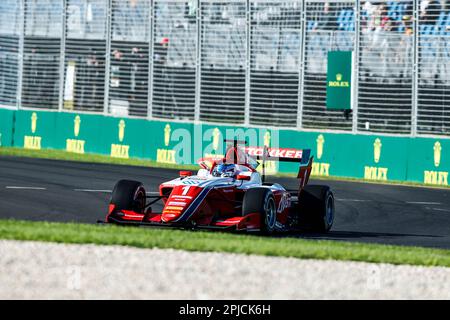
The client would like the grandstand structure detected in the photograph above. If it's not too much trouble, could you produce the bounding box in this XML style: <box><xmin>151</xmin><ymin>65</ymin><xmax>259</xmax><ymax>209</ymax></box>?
<box><xmin>0</xmin><ymin>0</ymin><xmax>449</xmax><ymax>136</ymax></box>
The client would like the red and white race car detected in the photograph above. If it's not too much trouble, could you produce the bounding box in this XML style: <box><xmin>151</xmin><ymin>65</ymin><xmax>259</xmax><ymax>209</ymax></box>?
<box><xmin>104</xmin><ymin>140</ymin><xmax>334</xmax><ymax>234</ymax></box>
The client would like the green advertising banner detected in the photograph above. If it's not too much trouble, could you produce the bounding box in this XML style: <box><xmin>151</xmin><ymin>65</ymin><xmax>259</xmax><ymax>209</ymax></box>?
<box><xmin>0</xmin><ymin>108</ymin><xmax>15</xmax><ymax>147</ymax></box>
<box><xmin>54</xmin><ymin>112</ymin><xmax>106</xmax><ymax>155</ymax></box>
<box><xmin>326</xmin><ymin>51</ymin><xmax>353</xmax><ymax>110</ymax></box>
<box><xmin>54</xmin><ymin>113</ymin><xmax>194</xmax><ymax>164</ymax></box>
<box><xmin>406</xmin><ymin>138</ymin><xmax>450</xmax><ymax>187</ymax></box>
<box><xmin>1</xmin><ymin>109</ymin><xmax>449</xmax><ymax>188</ymax></box>
<box><xmin>13</xmin><ymin>110</ymin><xmax>58</xmax><ymax>150</ymax></box>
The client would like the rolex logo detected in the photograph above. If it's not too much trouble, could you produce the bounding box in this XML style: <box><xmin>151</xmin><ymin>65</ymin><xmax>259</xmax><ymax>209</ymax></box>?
<box><xmin>118</xmin><ymin>120</ymin><xmax>125</xmax><ymax>143</ymax></box>
<box><xmin>336</xmin><ymin>73</ymin><xmax>342</xmax><ymax>81</ymax></box>
<box><xmin>31</xmin><ymin>112</ymin><xmax>38</xmax><ymax>134</ymax></box>
<box><xmin>74</xmin><ymin>115</ymin><xmax>81</xmax><ymax>137</ymax></box>
<box><xmin>373</xmin><ymin>138</ymin><xmax>382</xmax><ymax>164</ymax></box>
<box><xmin>212</xmin><ymin>128</ymin><xmax>220</xmax><ymax>151</ymax></box>
<box><xmin>164</xmin><ymin>124</ymin><xmax>171</xmax><ymax>147</ymax></box>
<box><xmin>316</xmin><ymin>134</ymin><xmax>325</xmax><ymax>160</ymax></box>
<box><xmin>264</xmin><ymin>131</ymin><xmax>271</xmax><ymax>147</ymax></box>
<box><xmin>434</xmin><ymin>141</ymin><xmax>441</xmax><ymax>168</ymax></box>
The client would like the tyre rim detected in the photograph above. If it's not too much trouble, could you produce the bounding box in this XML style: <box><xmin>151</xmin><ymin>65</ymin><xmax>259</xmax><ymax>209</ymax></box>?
<box><xmin>325</xmin><ymin>195</ymin><xmax>334</xmax><ymax>226</ymax></box>
<box><xmin>134</xmin><ymin>188</ymin><xmax>146</xmax><ymax>213</ymax></box>
<box><xmin>265</xmin><ymin>197</ymin><xmax>276</xmax><ymax>230</ymax></box>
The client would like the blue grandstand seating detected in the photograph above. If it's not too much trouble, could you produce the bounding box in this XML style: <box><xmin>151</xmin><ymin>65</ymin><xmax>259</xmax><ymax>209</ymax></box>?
<box><xmin>311</xmin><ymin>3</ymin><xmax>448</xmax><ymax>35</ymax></box>
<box><xmin>337</xmin><ymin>9</ymin><xmax>354</xmax><ymax>31</ymax></box>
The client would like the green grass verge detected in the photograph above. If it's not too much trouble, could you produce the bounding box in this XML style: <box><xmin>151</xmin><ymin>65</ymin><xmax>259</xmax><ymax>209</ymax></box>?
<box><xmin>0</xmin><ymin>219</ymin><xmax>449</xmax><ymax>267</ymax></box>
<box><xmin>0</xmin><ymin>147</ymin><xmax>198</xmax><ymax>170</ymax></box>
<box><xmin>1</xmin><ymin>146</ymin><xmax>448</xmax><ymax>189</ymax></box>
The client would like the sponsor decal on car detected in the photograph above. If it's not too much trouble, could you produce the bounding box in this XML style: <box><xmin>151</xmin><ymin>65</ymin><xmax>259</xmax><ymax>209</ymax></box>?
<box><xmin>277</xmin><ymin>193</ymin><xmax>290</xmax><ymax>214</ymax></box>
<box><xmin>245</xmin><ymin>147</ymin><xmax>303</xmax><ymax>159</ymax></box>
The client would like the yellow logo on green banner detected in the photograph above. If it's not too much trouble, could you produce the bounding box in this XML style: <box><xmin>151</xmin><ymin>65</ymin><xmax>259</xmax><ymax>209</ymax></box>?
<box><xmin>111</xmin><ymin>119</ymin><xmax>129</xmax><ymax>159</ymax></box>
<box><xmin>24</xmin><ymin>112</ymin><xmax>41</xmax><ymax>150</ymax></box>
<box><xmin>157</xmin><ymin>123</ymin><xmax>176</xmax><ymax>164</ymax></box>
<box><xmin>66</xmin><ymin>115</ymin><xmax>85</xmax><ymax>154</ymax></box>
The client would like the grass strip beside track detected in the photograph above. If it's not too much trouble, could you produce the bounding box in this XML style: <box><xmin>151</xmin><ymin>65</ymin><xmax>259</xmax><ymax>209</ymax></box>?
<box><xmin>1</xmin><ymin>146</ymin><xmax>449</xmax><ymax>189</ymax></box>
<box><xmin>0</xmin><ymin>147</ymin><xmax>198</xmax><ymax>170</ymax></box>
<box><xmin>0</xmin><ymin>219</ymin><xmax>449</xmax><ymax>267</ymax></box>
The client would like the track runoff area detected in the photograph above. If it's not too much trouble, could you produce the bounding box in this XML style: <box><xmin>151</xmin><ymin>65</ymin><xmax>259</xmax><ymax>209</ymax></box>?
<box><xmin>1</xmin><ymin>154</ymin><xmax>449</xmax><ymax>249</ymax></box>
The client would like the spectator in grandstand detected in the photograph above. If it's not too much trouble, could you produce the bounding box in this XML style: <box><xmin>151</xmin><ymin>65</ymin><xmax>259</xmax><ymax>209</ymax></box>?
<box><xmin>128</xmin><ymin>46</ymin><xmax>148</xmax><ymax>116</ymax></box>
<box><xmin>154</xmin><ymin>37</ymin><xmax>169</xmax><ymax>65</ymax></box>
<box><xmin>110</xmin><ymin>48</ymin><xmax>131</xmax><ymax>100</ymax></box>
<box><xmin>421</xmin><ymin>0</ymin><xmax>442</xmax><ymax>24</ymax></box>
<box><xmin>315</xmin><ymin>1</ymin><xmax>336</xmax><ymax>30</ymax></box>
<box><xmin>83</xmin><ymin>49</ymin><xmax>102</xmax><ymax>111</ymax></box>
<box><xmin>402</xmin><ymin>1</ymin><xmax>414</xmax><ymax>18</ymax></box>
<box><xmin>379</xmin><ymin>4</ymin><xmax>393</xmax><ymax>31</ymax></box>
<box><xmin>154</xmin><ymin>37</ymin><xmax>172</xmax><ymax>117</ymax></box>
<box><xmin>362</xmin><ymin>1</ymin><xmax>379</xmax><ymax>31</ymax></box>
<box><xmin>22</xmin><ymin>47</ymin><xmax>38</xmax><ymax>107</ymax></box>
<box><xmin>362</xmin><ymin>2</ymin><xmax>392</xmax><ymax>34</ymax></box>
<box><xmin>401</xmin><ymin>14</ymin><xmax>413</xmax><ymax>35</ymax></box>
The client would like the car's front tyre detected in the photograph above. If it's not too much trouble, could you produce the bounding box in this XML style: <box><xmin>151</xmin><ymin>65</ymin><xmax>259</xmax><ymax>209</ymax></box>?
<box><xmin>108</xmin><ymin>180</ymin><xmax>146</xmax><ymax>220</ymax></box>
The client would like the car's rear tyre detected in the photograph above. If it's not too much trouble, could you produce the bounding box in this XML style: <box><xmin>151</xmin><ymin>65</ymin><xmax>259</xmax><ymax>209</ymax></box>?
<box><xmin>298</xmin><ymin>185</ymin><xmax>334</xmax><ymax>233</ymax></box>
<box><xmin>242</xmin><ymin>188</ymin><xmax>276</xmax><ymax>235</ymax></box>
<box><xmin>110</xmin><ymin>179</ymin><xmax>146</xmax><ymax>214</ymax></box>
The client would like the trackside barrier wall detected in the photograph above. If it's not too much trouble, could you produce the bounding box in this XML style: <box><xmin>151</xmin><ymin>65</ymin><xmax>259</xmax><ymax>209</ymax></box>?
<box><xmin>2</xmin><ymin>109</ymin><xmax>449</xmax><ymax>187</ymax></box>
<box><xmin>1</xmin><ymin>1</ymin><xmax>449</xmax><ymax>136</ymax></box>
<box><xmin>0</xmin><ymin>108</ymin><xmax>15</xmax><ymax>147</ymax></box>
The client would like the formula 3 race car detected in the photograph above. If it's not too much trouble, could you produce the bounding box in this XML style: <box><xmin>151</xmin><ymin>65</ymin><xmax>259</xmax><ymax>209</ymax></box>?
<box><xmin>103</xmin><ymin>140</ymin><xmax>334</xmax><ymax>234</ymax></box>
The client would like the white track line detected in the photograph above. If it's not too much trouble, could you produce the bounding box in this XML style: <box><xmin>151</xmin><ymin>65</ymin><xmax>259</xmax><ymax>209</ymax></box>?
<box><xmin>431</xmin><ymin>208</ymin><xmax>450</xmax><ymax>213</ymax></box>
<box><xmin>406</xmin><ymin>201</ymin><xmax>442</xmax><ymax>205</ymax></box>
<box><xmin>335</xmin><ymin>198</ymin><xmax>371</xmax><ymax>202</ymax></box>
<box><xmin>6</xmin><ymin>186</ymin><xmax>46</xmax><ymax>190</ymax></box>
<box><xmin>74</xmin><ymin>189</ymin><xmax>112</xmax><ymax>193</ymax></box>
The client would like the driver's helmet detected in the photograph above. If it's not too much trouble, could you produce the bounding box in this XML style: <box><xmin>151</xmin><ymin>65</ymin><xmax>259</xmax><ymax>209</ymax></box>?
<box><xmin>212</xmin><ymin>163</ymin><xmax>238</xmax><ymax>177</ymax></box>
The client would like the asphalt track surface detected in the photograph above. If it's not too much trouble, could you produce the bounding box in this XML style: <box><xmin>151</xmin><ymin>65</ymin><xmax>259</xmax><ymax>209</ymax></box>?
<box><xmin>1</xmin><ymin>156</ymin><xmax>450</xmax><ymax>249</ymax></box>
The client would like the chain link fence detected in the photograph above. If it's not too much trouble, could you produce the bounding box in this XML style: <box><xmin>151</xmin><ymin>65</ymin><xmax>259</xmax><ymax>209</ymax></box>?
<box><xmin>357</xmin><ymin>0</ymin><xmax>414</xmax><ymax>134</ymax></box>
<box><xmin>0</xmin><ymin>0</ymin><xmax>21</xmax><ymax>107</ymax></box>
<box><xmin>417</xmin><ymin>1</ymin><xmax>450</xmax><ymax>135</ymax></box>
<box><xmin>152</xmin><ymin>0</ymin><xmax>197</xmax><ymax>120</ymax></box>
<box><xmin>0</xmin><ymin>0</ymin><xmax>449</xmax><ymax>137</ymax></box>
<box><xmin>301</xmin><ymin>0</ymin><xmax>354</xmax><ymax>130</ymax></box>
<box><xmin>249</xmin><ymin>0</ymin><xmax>302</xmax><ymax>127</ymax></box>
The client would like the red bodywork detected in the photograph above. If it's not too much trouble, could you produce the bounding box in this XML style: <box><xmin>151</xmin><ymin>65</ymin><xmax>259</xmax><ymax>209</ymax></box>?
<box><xmin>106</xmin><ymin>143</ymin><xmax>313</xmax><ymax>232</ymax></box>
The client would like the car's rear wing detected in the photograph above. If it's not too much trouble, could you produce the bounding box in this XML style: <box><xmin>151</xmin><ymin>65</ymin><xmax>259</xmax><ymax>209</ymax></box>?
<box><xmin>245</xmin><ymin>145</ymin><xmax>313</xmax><ymax>192</ymax></box>
<box><xmin>245</xmin><ymin>146</ymin><xmax>311</xmax><ymax>165</ymax></box>
<box><xmin>222</xmin><ymin>139</ymin><xmax>313</xmax><ymax>192</ymax></box>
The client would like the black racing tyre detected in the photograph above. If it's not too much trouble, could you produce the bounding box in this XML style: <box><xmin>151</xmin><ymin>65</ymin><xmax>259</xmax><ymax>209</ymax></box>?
<box><xmin>242</xmin><ymin>188</ymin><xmax>277</xmax><ymax>235</ymax></box>
<box><xmin>298</xmin><ymin>185</ymin><xmax>334</xmax><ymax>233</ymax></box>
<box><xmin>110</xmin><ymin>179</ymin><xmax>146</xmax><ymax>214</ymax></box>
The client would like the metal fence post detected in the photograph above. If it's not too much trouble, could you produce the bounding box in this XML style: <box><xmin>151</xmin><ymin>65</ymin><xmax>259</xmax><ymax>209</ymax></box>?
<box><xmin>16</xmin><ymin>0</ymin><xmax>25</xmax><ymax>110</ymax></box>
<box><xmin>352</xmin><ymin>0</ymin><xmax>360</xmax><ymax>133</ymax></box>
<box><xmin>194</xmin><ymin>0</ymin><xmax>202</xmax><ymax>123</ymax></box>
<box><xmin>103</xmin><ymin>0</ymin><xmax>112</xmax><ymax>116</ymax></box>
<box><xmin>411</xmin><ymin>0</ymin><xmax>419</xmax><ymax>137</ymax></box>
<box><xmin>244</xmin><ymin>0</ymin><xmax>250</xmax><ymax>126</ymax></box>
<box><xmin>296</xmin><ymin>0</ymin><xmax>306</xmax><ymax>130</ymax></box>
<box><xmin>58</xmin><ymin>0</ymin><xmax>67</xmax><ymax>112</ymax></box>
<box><xmin>147</xmin><ymin>0</ymin><xmax>154</xmax><ymax>120</ymax></box>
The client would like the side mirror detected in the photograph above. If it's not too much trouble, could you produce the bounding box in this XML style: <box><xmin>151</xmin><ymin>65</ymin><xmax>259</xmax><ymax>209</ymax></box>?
<box><xmin>179</xmin><ymin>171</ymin><xmax>192</xmax><ymax>177</ymax></box>
<box><xmin>237</xmin><ymin>174</ymin><xmax>251</xmax><ymax>181</ymax></box>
